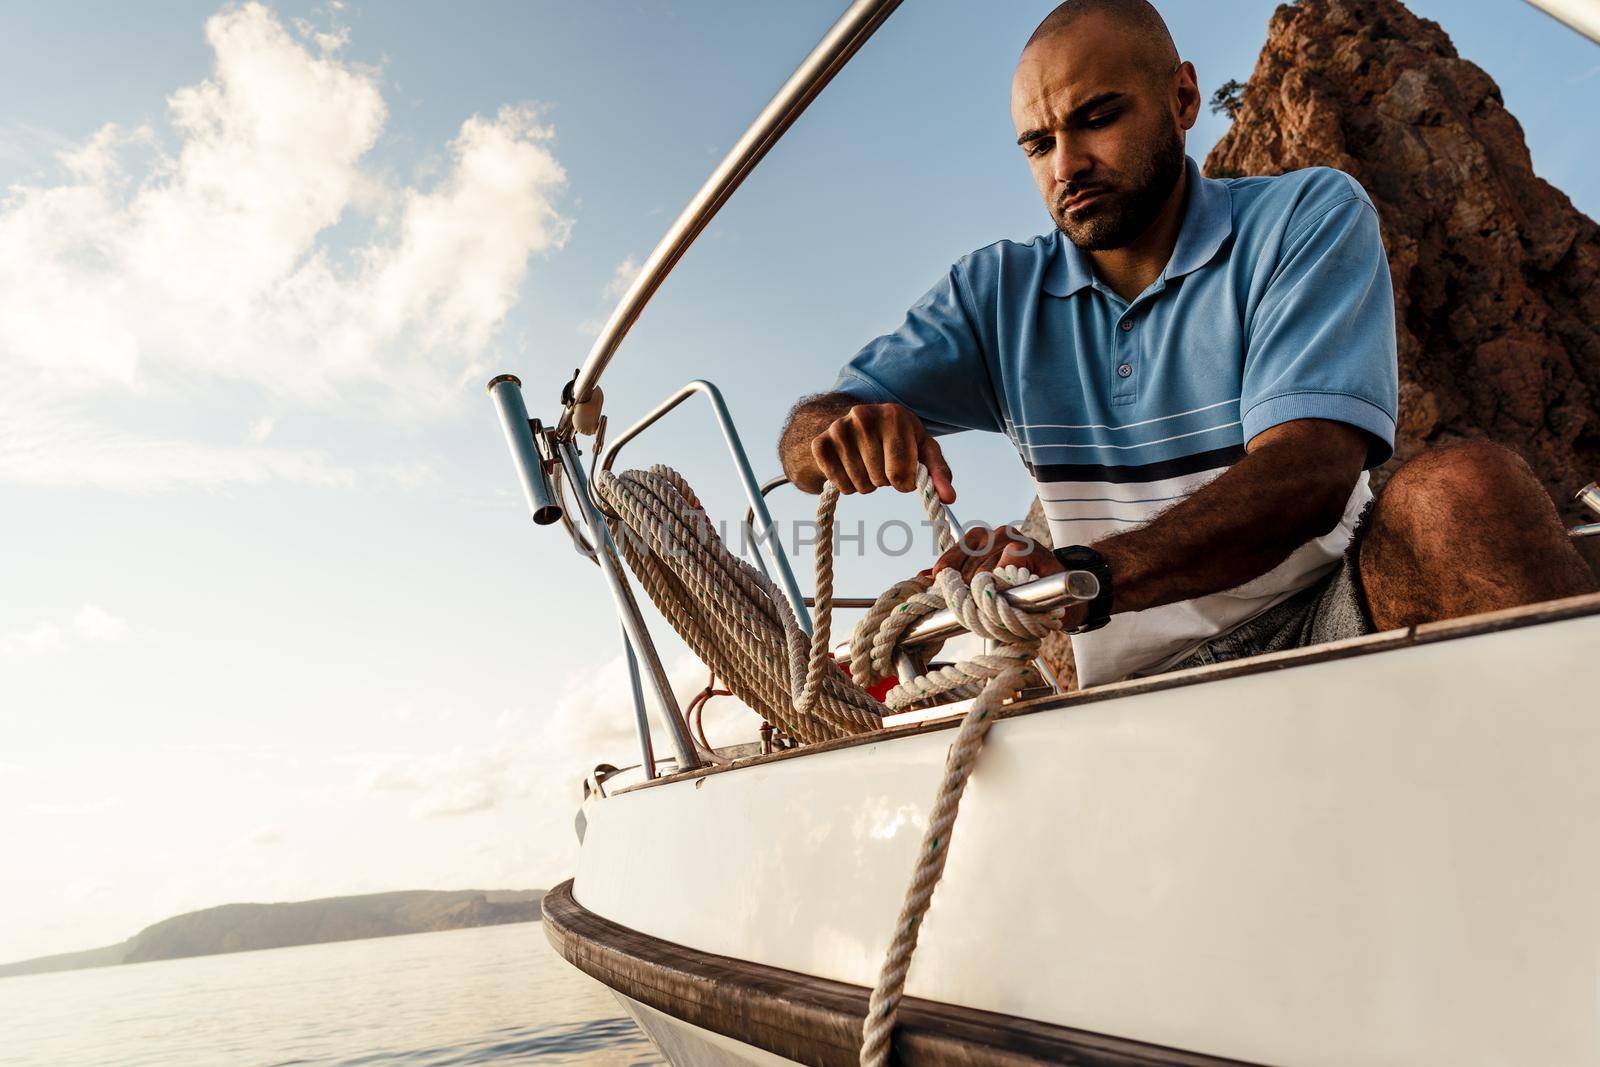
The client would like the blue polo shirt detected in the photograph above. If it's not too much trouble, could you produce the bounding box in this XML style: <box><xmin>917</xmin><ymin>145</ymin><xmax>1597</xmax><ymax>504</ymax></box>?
<box><xmin>831</xmin><ymin>157</ymin><xmax>1398</xmax><ymax>685</ymax></box>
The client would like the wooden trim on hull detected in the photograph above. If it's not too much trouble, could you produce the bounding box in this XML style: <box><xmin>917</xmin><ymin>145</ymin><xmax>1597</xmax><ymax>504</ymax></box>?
<box><xmin>542</xmin><ymin>879</ymin><xmax>1261</xmax><ymax>1066</ymax></box>
<box><xmin>615</xmin><ymin>591</ymin><xmax>1600</xmax><ymax>798</ymax></box>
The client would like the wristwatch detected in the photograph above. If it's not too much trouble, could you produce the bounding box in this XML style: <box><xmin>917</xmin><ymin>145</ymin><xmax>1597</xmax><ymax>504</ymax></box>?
<box><xmin>1051</xmin><ymin>545</ymin><xmax>1113</xmax><ymax>633</ymax></box>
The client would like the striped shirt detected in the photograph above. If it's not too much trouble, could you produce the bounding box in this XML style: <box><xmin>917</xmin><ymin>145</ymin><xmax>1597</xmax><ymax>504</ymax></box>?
<box><xmin>831</xmin><ymin>158</ymin><xmax>1398</xmax><ymax>685</ymax></box>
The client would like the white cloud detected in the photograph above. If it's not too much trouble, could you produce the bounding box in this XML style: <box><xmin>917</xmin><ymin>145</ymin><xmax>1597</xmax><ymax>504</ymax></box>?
<box><xmin>360</xmin><ymin>742</ymin><xmax>536</xmax><ymax>819</ymax></box>
<box><xmin>73</xmin><ymin>605</ymin><xmax>129</xmax><ymax>642</ymax></box>
<box><xmin>0</xmin><ymin>392</ymin><xmax>371</xmax><ymax>491</ymax></box>
<box><xmin>0</xmin><ymin>2</ymin><xmax>570</xmax><ymax>491</ymax></box>
<box><xmin>240</xmin><ymin>825</ymin><xmax>284</xmax><ymax>847</ymax></box>
<box><xmin>0</xmin><ymin>622</ymin><xmax>65</xmax><ymax>657</ymax></box>
<box><xmin>0</xmin><ymin>121</ymin><xmax>73</xmax><ymax>166</ymax></box>
<box><xmin>28</xmin><ymin>797</ymin><xmax>124</xmax><ymax>816</ymax></box>
<box><xmin>64</xmin><ymin>879</ymin><xmax>114</xmax><ymax>903</ymax></box>
<box><xmin>1</xmin><ymin>605</ymin><xmax>128</xmax><ymax>655</ymax></box>
<box><xmin>412</xmin><ymin>781</ymin><xmax>497</xmax><ymax>819</ymax></box>
<box><xmin>353</xmin><ymin>653</ymin><xmax>763</xmax><ymax>822</ymax></box>
<box><xmin>246</xmin><ymin>416</ymin><xmax>276</xmax><ymax>444</ymax></box>
<box><xmin>602</xmin><ymin>255</ymin><xmax>641</xmax><ymax>300</ymax></box>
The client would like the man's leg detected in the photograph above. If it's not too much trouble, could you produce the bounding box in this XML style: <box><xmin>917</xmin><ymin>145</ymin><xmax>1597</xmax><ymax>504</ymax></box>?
<box><xmin>1358</xmin><ymin>441</ymin><xmax>1598</xmax><ymax>631</ymax></box>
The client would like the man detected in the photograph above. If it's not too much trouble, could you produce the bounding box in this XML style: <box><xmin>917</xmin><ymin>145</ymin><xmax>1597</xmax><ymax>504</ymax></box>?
<box><xmin>779</xmin><ymin>0</ymin><xmax>1595</xmax><ymax>688</ymax></box>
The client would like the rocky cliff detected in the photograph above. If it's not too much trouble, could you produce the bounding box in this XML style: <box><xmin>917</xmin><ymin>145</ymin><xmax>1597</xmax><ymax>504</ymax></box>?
<box><xmin>1205</xmin><ymin>0</ymin><xmax>1600</xmax><ymax>552</ymax></box>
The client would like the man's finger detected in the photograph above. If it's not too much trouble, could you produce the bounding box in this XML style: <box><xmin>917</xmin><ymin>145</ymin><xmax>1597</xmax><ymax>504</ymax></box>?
<box><xmin>917</xmin><ymin>436</ymin><xmax>956</xmax><ymax>504</ymax></box>
<box><xmin>954</xmin><ymin>525</ymin><xmax>1000</xmax><ymax>582</ymax></box>
<box><xmin>999</xmin><ymin>538</ymin><xmax>1061</xmax><ymax>575</ymax></box>
<box><xmin>810</xmin><ymin>438</ymin><xmax>852</xmax><ymax>494</ymax></box>
<box><xmin>847</xmin><ymin>418</ymin><xmax>891</xmax><ymax>489</ymax></box>
<box><xmin>930</xmin><ymin>542</ymin><xmax>966</xmax><ymax>575</ymax></box>
<box><xmin>932</xmin><ymin>527</ymin><xmax>984</xmax><ymax>574</ymax></box>
<box><xmin>831</xmin><ymin>436</ymin><xmax>875</xmax><ymax>494</ymax></box>
<box><xmin>883</xmin><ymin>436</ymin><xmax>919</xmax><ymax>493</ymax></box>
<box><xmin>965</xmin><ymin>537</ymin><xmax>1013</xmax><ymax>583</ymax></box>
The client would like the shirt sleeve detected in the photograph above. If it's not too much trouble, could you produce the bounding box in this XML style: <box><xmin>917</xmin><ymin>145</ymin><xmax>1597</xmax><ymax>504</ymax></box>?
<box><xmin>830</xmin><ymin>267</ymin><xmax>1003</xmax><ymax>437</ymax></box>
<box><xmin>1241</xmin><ymin>195</ymin><xmax>1399</xmax><ymax>467</ymax></box>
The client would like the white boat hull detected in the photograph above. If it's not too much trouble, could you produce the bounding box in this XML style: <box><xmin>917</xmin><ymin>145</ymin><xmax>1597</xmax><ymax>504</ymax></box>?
<box><xmin>563</xmin><ymin>597</ymin><xmax>1600</xmax><ymax>1065</ymax></box>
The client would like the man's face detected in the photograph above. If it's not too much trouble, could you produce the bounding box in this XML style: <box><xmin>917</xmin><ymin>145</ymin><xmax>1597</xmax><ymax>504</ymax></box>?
<box><xmin>1011</xmin><ymin>14</ymin><xmax>1198</xmax><ymax>250</ymax></box>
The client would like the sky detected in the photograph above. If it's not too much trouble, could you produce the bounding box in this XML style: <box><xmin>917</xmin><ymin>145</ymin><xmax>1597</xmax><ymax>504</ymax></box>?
<box><xmin>0</xmin><ymin>0</ymin><xmax>1595</xmax><ymax>964</ymax></box>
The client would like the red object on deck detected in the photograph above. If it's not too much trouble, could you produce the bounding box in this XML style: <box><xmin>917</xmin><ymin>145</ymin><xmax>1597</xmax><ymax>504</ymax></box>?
<box><xmin>836</xmin><ymin>656</ymin><xmax>896</xmax><ymax>702</ymax></box>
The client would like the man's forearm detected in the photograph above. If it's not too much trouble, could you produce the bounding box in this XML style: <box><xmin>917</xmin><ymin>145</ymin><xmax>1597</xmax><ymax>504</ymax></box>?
<box><xmin>779</xmin><ymin>392</ymin><xmax>858</xmax><ymax>492</ymax></box>
<box><xmin>1095</xmin><ymin>421</ymin><xmax>1368</xmax><ymax>614</ymax></box>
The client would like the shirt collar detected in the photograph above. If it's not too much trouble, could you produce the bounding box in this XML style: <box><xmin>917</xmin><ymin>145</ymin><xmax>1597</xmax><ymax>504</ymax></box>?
<box><xmin>1041</xmin><ymin>155</ymin><xmax>1233</xmax><ymax>298</ymax></box>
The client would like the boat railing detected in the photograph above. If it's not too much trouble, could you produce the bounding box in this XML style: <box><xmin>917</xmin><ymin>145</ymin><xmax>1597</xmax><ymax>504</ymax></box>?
<box><xmin>489</xmin><ymin>0</ymin><xmax>908</xmax><ymax>779</ymax></box>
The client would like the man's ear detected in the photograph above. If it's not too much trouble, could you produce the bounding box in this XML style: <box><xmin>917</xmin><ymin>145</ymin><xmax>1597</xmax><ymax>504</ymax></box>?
<box><xmin>1174</xmin><ymin>60</ymin><xmax>1201</xmax><ymax>131</ymax></box>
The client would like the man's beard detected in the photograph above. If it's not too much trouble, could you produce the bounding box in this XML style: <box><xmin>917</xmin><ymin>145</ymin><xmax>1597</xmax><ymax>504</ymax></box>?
<box><xmin>1054</xmin><ymin>122</ymin><xmax>1185</xmax><ymax>251</ymax></box>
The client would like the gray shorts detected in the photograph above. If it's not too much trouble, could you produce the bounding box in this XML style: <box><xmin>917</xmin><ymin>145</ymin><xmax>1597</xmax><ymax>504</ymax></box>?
<box><xmin>1167</xmin><ymin>510</ymin><xmax>1375</xmax><ymax>671</ymax></box>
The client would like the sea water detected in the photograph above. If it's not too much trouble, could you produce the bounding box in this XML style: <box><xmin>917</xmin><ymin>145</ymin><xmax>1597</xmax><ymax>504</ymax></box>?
<box><xmin>0</xmin><ymin>921</ymin><xmax>663</xmax><ymax>1066</ymax></box>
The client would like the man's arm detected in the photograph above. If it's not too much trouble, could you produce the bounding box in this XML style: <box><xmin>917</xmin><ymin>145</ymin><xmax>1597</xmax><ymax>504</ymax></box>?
<box><xmin>779</xmin><ymin>393</ymin><xmax>956</xmax><ymax>504</ymax></box>
<box><xmin>938</xmin><ymin>419</ymin><xmax>1368</xmax><ymax>616</ymax></box>
<box><xmin>1096</xmin><ymin>419</ymin><xmax>1367</xmax><ymax>613</ymax></box>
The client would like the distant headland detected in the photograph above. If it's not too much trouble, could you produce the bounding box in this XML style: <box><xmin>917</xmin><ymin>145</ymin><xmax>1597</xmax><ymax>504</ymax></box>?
<box><xmin>0</xmin><ymin>889</ymin><xmax>545</xmax><ymax>980</ymax></box>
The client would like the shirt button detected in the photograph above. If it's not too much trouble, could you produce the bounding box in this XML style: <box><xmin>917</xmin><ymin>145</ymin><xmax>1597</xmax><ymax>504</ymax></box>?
<box><xmin>1119</xmin><ymin>319</ymin><xmax>1133</xmax><ymax>331</ymax></box>
<box><xmin>1117</xmin><ymin>363</ymin><xmax>1133</xmax><ymax>378</ymax></box>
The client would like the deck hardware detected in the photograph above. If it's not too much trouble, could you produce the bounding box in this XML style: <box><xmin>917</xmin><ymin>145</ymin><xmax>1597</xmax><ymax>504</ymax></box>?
<box><xmin>487</xmin><ymin>374</ymin><xmax>562</xmax><ymax>526</ymax></box>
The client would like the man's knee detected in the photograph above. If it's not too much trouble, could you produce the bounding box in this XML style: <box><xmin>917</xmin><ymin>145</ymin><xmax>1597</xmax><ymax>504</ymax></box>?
<box><xmin>1374</xmin><ymin>439</ymin><xmax>1547</xmax><ymax>537</ymax></box>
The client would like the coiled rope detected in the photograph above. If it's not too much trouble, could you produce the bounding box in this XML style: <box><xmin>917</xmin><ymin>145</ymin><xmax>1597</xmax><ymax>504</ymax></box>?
<box><xmin>595</xmin><ymin>465</ymin><xmax>884</xmax><ymax>744</ymax></box>
<box><xmin>593</xmin><ymin>463</ymin><xmax>1068</xmax><ymax>1066</ymax></box>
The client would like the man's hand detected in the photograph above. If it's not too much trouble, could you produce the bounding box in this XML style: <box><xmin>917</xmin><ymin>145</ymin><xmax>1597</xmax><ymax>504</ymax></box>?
<box><xmin>930</xmin><ymin>524</ymin><xmax>1061</xmax><ymax>582</ymax></box>
<box><xmin>779</xmin><ymin>394</ymin><xmax>956</xmax><ymax>503</ymax></box>
<box><xmin>928</xmin><ymin>523</ymin><xmax>1088</xmax><ymax>629</ymax></box>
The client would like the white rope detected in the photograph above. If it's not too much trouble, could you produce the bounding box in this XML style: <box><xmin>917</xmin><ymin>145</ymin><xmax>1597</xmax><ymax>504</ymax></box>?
<box><xmin>595</xmin><ymin>461</ymin><xmax>1070</xmax><ymax>1064</ymax></box>
<box><xmin>814</xmin><ymin>469</ymin><xmax>1064</xmax><ymax>1067</ymax></box>
<box><xmin>858</xmin><ymin>663</ymin><xmax>1033</xmax><ymax>1066</ymax></box>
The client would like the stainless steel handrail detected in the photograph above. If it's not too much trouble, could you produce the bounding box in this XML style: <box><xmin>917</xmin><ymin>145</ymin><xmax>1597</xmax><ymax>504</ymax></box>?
<box><xmin>560</xmin><ymin>0</ymin><xmax>904</xmax><ymax>431</ymax></box>
<box><xmin>1572</xmin><ymin>482</ymin><xmax>1600</xmax><ymax>538</ymax></box>
<box><xmin>556</xmin><ymin>435</ymin><xmax>702</xmax><ymax>771</ymax></box>
<box><xmin>619</xmin><ymin>623</ymin><xmax>656</xmax><ymax>779</ymax></box>
<box><xmin>600</xmin><ymin>380</ymin><xmax>814</xmax><ymax>634</ymax></box>
<box><xmin>902</xmin><ymin>569</ymin><xmax>1100</xmax><ymax>646</ymax></box>
<box><xmin>1578</xmin><ymin>482</ymin><xmax>1600</xmax><ymax>519</ymax></box>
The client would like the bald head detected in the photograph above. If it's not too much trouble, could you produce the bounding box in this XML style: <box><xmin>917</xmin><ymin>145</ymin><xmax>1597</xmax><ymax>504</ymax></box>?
<box><xmin>1010</xmin><ymin>0</ymin><xmax>1198</xmax><ymax>252</ymax></box>
<box><xmin>1024</xmin><ymin>0</ymin><xmax>1178</xmax><ymax>84</ymax></box>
